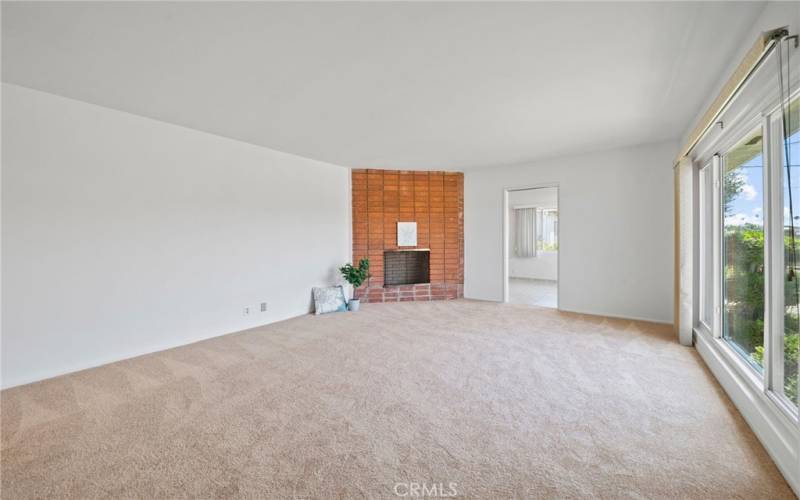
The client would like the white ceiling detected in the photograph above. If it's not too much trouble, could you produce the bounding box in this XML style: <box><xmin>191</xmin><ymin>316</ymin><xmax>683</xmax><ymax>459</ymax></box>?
<box><xmin>2</xmin><ymin>1</ymin><xmax>765</xmax><ymax>170</ymax></box>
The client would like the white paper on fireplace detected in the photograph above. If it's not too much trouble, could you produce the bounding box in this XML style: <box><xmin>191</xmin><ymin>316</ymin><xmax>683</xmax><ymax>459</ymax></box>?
<box><xmin>397</xmin><ymin>222</ymin><xmax>417</xmax><ymax>247</ymax></box>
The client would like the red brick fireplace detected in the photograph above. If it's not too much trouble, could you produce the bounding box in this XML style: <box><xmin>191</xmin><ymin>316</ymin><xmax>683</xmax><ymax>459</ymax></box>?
<box><xmin>351</xmin><ymin>169</ymin><xmax>464</xmax><ymax>303</ymax></box>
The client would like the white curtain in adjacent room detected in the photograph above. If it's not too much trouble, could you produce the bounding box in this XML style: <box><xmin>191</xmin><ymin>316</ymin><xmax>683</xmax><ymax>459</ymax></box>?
<box><xmin>515</xmin><ymin>207</ymin><xmax>537</xmax><ymax>258</ymax></box>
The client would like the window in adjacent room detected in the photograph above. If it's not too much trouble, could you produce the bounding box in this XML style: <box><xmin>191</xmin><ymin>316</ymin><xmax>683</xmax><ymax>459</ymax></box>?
<box><xmin>537</xmin><ymin>209</ymin><xmax>559</xmax><ymax>251</ymax></box>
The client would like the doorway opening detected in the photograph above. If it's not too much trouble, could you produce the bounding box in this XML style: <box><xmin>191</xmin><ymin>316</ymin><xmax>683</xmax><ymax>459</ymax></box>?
<box><xmin>503</xmin><ymin>186</ymin><xmax>559</xmax><ymax>308</ymax></box>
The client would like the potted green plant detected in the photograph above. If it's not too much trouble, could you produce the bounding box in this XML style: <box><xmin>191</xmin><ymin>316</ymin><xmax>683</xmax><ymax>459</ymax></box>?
<box><xmin>339</xmin><ymin>258</ymin><xmax>370</xmax><ymax>311</ymax></box>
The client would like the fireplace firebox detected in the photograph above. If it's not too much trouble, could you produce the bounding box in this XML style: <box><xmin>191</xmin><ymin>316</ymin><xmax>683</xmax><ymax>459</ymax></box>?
<box><xmin>384</xmin><ymin>250</ymin><xmax>430</xmax><ymax>286</ymax></box>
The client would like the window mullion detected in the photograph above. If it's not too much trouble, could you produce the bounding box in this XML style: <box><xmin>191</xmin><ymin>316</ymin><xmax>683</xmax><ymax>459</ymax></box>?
<box><xmin>768</xmin><ymin>113</ymin><xmax>786</xmax><ymax>395</ymax></box>
<box><xmin>764</xmin><ymin>114</ymin><xmax>777</xmax><ymax>391</ymax></box>
<box><xmin>712</xmin><ymin>154</ymin><xmax>722</xmax><ymax>338</ymax></box>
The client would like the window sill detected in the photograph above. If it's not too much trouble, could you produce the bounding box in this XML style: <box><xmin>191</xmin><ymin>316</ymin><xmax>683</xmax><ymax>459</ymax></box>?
<box><xmin>695</xmin><ymin>326</ymin><xmax>797</xmax><ymax>424</ymax></box>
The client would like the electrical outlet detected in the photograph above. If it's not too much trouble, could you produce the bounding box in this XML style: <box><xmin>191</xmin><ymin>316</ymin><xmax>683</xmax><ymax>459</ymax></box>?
<box><xmin>243</xmin><ymin>307</ymin><xmax>251</xmax><ymax>316</ymax></box>
<box><xmin>260</xmin><ymin>302</ymin><xmax>268</xmax><ymax>312</ymax></box>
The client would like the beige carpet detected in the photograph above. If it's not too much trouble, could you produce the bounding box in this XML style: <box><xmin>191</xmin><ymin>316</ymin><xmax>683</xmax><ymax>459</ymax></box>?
<box><xmin>1</xmin><ymin>300</ymin><xmax>794</xmax><ymax>499</ymax></box>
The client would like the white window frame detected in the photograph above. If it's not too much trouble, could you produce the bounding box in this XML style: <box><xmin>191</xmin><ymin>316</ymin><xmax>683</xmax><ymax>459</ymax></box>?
<box><xmin>698</xmin><ymin>161</ymin><xmax>714</xmax><ymax>333</ymax></box>
<box><xmin>767</xmin><ymin>100</ymin><xmax>800</xmax><ymax>414</ymax></box>
<box><xmin>704</xmin><ymin>123</ymin><xmax>769</xmax><ymax>396</ymax></box>
<box><xmin>719</xmin><ymin>124</ymin><xmax>768</xmax><ymax>374</ymax></box>
<box><xmin>712</xmin><ymin>153</ymin><xmax>723</xmax><ymax>340</ymax></box>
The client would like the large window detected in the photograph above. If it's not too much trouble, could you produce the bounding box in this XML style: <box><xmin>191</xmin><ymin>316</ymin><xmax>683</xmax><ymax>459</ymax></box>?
<box><xmin>722</xmin><ymin>128</ymin><xmax>765</xmax><ymax>371</ymax></box>
<box><xmin>697</xmin><ymin>94</ymin><xmax>799</xmax><ymax>414</ymax></box>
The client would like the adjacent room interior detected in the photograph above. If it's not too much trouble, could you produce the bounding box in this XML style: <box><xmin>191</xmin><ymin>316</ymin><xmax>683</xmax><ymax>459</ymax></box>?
<box><xmin>506</xmin><ymin>186</ymin><xmax>559</xmax><ymax>308</ymax></box>
<box><xmin>2</xmin><ymin>2</ymin><xmax>799</xmax><ymax>498</ymax></box>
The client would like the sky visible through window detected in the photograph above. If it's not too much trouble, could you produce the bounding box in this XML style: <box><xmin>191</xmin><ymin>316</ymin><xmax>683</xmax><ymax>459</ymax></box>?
<box><xmin>784</xmin><ymin>133</ymin><xmax>800</xmax><ymax>229</ymax></box>
<box><xmin>724</xmin><ymin>132</ymin><xmax>800</xmax><ymax>228</ymax></box>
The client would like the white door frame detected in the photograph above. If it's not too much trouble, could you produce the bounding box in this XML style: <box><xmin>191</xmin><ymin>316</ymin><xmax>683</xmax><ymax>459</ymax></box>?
<box><xmin>502</xmin><ymin>184</ymin><xmax>561</xmax><ymax>308</ymax></box>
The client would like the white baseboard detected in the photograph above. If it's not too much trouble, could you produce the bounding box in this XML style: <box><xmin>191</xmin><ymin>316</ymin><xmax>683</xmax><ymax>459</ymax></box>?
<box><xmin>1</xmin><ymin>314</ymin><xmax>299</xmax><ymax>390</ymax></box>
<box><xmin>508</xmin><ymin>276</ymin><xmax>557</xmax><ymax>282</ymax></box>
<box><xmin>556</xmin><ymin>306</ymin><xmax>673</xmax><ymax>326</ymax></box>
<box><xmin>694</xmin><ymin>329</ymin><xmax>799</xmax><ymax>496</ymax></box>
<box><xmin>462</xmin><ymin>294</ymin><xmax>673</xmax><ymax>325</ymax></box>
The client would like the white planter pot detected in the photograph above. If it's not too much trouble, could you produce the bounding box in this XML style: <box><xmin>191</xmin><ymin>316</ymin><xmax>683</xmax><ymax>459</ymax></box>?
<box><xmin>348</xmin><ymin>299</ymin><xmax>361</xmax><ymax>312</ymax></box>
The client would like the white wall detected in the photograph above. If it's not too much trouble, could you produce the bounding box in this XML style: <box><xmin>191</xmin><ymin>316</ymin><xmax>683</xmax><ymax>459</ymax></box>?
<box><xmin>508</xmin><ymin>188</ymin><xmax>558</xmax><ymax>281</ymax></box>
<box><xmin>465</xmin><ymin>141</ymin><xmax>676</xmax><ymax>323</ymax></box>
<box><xmin>1</xmin><ymin>84</ymin><xmax>351</xmax><ymax>389</ymax></box>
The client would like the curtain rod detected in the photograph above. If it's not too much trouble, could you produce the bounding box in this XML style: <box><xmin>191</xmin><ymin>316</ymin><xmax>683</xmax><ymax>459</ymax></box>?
<box><xmin>676</xmin><ymin>27</ymin><xmax>791</xmax><ymax>166</ymax></box>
